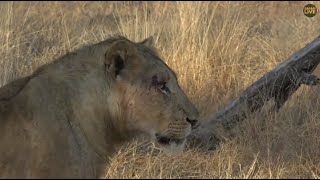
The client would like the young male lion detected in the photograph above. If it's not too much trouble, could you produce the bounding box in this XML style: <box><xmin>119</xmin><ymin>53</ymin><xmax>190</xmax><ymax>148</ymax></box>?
<box><xmin>0</xmin><ymin>36</ymin><xmax>199</xmax><ymax>178</ymax></box>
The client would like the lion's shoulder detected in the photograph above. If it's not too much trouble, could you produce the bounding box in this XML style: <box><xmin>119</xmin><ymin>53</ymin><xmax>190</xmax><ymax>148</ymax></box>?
<box><xmin>0</xmin><ymin>76</ymin><xmax>31</xmax><ymax>102</ymax></box>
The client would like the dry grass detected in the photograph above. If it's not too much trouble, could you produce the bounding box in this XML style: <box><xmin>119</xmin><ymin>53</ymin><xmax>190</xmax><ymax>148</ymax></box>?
<box><xmin>1</xmin><ymin>1</ymin><xmax>320</xmax><ymax>178</ymax></box>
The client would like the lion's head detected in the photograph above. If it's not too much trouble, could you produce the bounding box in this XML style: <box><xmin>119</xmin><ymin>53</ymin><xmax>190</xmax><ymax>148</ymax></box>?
<box><xmin>104</xmin><ymin>36</ymin><xmax>199</xmax><ymax>154</ymax></box>
<box><xmin>0</xmin><ymin>35</ymin><xmax>200</xmax><ymax>178</ymax></box>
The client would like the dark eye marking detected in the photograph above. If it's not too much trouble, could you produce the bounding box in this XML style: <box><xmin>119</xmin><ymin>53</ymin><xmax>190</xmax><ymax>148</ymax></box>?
<box><xmin>152</xmin><ymin>75</ymin><xmax>159</xmax><ymax>86</ymax></box>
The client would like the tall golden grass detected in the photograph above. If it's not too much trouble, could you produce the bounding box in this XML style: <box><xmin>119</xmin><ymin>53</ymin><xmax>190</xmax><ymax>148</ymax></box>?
<box><xmin>1</xmin><ymin>1</ymin><xmax>320</xmax><ymax>178</ymax></box>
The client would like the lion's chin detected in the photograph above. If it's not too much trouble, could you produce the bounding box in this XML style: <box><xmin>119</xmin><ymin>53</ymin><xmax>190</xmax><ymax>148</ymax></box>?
<box><xmin>154</xmin><ymin>136</ymin><xmax>186</xmax><ymax>156</ymax></box>
<box><xmin>161</xmin><ymin>140</ymin><xmax>186</xmax><ymax>156</ymax></box>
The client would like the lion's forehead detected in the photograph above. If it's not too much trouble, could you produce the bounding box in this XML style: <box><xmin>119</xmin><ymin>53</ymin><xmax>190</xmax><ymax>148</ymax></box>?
<box><xmin>137</xmin><ymin>48</ymin><xmax>177</xmax><ymax>78</ymax></box>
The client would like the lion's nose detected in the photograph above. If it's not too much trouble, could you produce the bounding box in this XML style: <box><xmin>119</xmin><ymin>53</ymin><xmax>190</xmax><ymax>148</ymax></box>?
<box><xmin>186</xmin><ymin>118</ymin><xmax>199</xmax><ymax>130</ymax></box>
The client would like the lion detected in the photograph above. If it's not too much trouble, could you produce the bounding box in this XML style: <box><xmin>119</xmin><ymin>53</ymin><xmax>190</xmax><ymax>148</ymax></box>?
<box><xmin>0</xmin><ymin>36</ymin><xmax>200</xmax><ymax>178</ymax></box>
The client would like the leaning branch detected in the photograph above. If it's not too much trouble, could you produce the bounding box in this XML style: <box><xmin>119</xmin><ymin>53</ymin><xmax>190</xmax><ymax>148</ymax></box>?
<box><xmin>188</xmin><ymin>35</ymin><xmax>320</xmax><ymax>149</ymax></box>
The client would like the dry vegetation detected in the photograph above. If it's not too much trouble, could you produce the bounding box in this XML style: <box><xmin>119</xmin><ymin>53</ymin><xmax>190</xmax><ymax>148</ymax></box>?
<box><xmin>1</xmin><ymin>1</ymin><xmax>320</xmax><ymax>178</ymax></box>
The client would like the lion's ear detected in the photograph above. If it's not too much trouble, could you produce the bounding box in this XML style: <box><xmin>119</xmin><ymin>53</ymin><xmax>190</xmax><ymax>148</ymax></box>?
<box><xmin>140</xmin><ymin>36</ymin><xmax>154</xmax><ymax>47</ymax></box>
<box><xmin>105</xmin><ymin>40</ymin><xmax>137</xmax><ymax>79</ymax></box>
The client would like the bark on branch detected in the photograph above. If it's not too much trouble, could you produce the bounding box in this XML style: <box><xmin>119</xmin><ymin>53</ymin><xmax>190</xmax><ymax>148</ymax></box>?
<box><xmin>188</xmin><ymin>35</ymin><xmax>320</xmax><ymax>149</ymax></box>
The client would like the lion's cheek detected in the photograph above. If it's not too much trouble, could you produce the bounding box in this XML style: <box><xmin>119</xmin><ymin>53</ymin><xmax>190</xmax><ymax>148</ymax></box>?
<box><xmin>126</xmin><ymin>105</ymin><xmax>170</xmax><ymax>137</ymax></box>
<box><xmin>122</xmin><ymin>88</ymin><xmax>173</xmax><ymax>137</ymax></box>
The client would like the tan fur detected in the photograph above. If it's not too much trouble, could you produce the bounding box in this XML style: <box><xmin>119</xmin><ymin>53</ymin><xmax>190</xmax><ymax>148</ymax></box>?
<box><xmin>0</xmin><ymin>36</ymin><xmax>199</xmax><ymax>178</ymax></box>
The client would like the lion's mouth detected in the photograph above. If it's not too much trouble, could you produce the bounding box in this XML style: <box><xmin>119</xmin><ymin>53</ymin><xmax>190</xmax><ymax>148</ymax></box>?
<box><xmin>155</xmin><ymin>134</ymin><xmax>184</xmax><ymax>145</ymax></box>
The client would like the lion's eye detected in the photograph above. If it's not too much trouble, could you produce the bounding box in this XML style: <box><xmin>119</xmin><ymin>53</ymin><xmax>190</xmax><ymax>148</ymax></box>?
<box><xmin>152</xmin><ymin>75</ymin><xmax>170</xmax><ymax>95</ymax></box>
<box><xmin>159</xmin><ymin>83</ymin><xmax>170</xmax><ymax>95</ymax></box>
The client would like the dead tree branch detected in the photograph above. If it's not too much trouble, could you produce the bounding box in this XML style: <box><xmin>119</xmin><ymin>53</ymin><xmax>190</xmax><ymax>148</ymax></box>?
<box><xmin>188</xmin><ymin>35</ymin><xmax>320</xmax><ymax>150</ymax></box>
